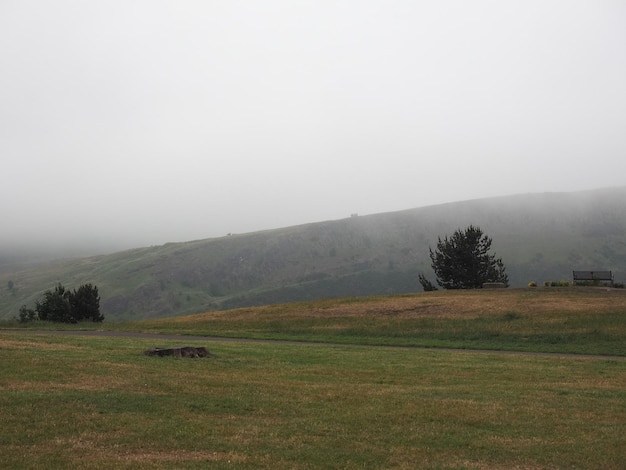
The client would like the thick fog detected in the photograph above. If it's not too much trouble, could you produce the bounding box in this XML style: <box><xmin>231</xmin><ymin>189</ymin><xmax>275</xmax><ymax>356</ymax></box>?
<box><xmin>1</xmin><ymin>1</ymin><xmax>625</xmax><ymax>253</ymax></box>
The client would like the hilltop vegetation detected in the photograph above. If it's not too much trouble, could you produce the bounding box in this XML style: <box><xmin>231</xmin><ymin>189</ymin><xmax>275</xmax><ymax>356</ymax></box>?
<box><xmin>1</xmin><ymin>187</ymin><xmax>625</xmax><ymax>321</ymax></box>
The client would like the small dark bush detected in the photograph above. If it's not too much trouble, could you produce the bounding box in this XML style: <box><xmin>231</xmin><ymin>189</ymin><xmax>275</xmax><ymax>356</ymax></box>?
<box><xmin>503</xmin><ymin>311</ymin><xmax>521</xmax><ymax>321</ymax></box>
<box><xmin>544</xmin><ymin>280</ymin><xmax>570</xmax><ymax>287</ymax></box>
<box><xmin>418</xmin><ymin>273</ymin><xmax>438</xmax><ymax>292</ymax></box>
<box><xmin>17</xmin><ymin>305</ymin><xmax>37</xmax><ymax>324</ymax></box>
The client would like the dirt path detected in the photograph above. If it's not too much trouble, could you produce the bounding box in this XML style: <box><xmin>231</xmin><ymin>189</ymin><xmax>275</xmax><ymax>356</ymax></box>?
<box><xmin>2</xmin><ymin>329</ymin><xmax>625</xmax><ymax>361</ymax></box>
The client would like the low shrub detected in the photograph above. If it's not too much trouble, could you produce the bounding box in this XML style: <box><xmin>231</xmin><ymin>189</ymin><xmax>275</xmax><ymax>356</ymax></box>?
<box><xmin>543</xmin><ymin>280</ymin><xmax>570</xmax><ymax>287</ymax></box>
<box><xmin>503</xmin><ymin>311</ymin><xmax>521</xmax><ymax>320</ymax></box>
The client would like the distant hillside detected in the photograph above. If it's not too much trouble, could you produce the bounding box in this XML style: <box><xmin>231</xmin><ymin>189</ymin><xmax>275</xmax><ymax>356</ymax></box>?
<box><xmin>1</xmin><ymin>187</ymin><xmax>625</xmax><ymax>321</ymax></box>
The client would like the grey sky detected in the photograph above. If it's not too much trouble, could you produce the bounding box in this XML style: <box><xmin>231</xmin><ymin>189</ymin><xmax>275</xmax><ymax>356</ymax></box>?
<box><xmin>1</xmin><ymin>1</ymin><xmax>625</xmax><ymax>250</ymax></box>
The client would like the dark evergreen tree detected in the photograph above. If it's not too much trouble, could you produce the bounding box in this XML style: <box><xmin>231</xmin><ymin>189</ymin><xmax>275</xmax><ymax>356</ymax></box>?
<box><xmin>36</xmin><ymin>284</ymin><xmax>74</xmax><ymax>323</ymax></box>
<box><xmin>69</xmin><ymin>283</ymin><xmax>103</xmax><ymax>322</ymax></box>
<box><xmin>35</xmin><ymin>283</ymin><xmax>104</xmax><ymax>323</ymax></box>
<box><xmin>429</xmin><ymin>225</ymin><xmax>508</xmax><ymax>289</ymax></box>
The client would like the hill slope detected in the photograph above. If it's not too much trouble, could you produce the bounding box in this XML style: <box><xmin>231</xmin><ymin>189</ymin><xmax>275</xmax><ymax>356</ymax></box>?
<box><xmin>1</xmin><ymin>187</ymin><xmax>625</xmax><ymax>320</ymax></box>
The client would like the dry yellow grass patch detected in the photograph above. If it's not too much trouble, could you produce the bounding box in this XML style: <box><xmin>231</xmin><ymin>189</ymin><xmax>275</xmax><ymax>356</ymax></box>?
<box><xmin>246</xmin><ymin>290</ymin><xmax>622</xmax><ymax>320</ymax></box>
<box><xmin>279</xmin><ymin>294</ymin><xmax>495</xmax><ymax>319</ymax></box>
<box><xmin>35</xmin><ymin>432</ymin><xmax>250</xmax><ymax>466</ymax></box>
<box><xmin>108</xmin><ymin>450</ymin><xmax>249</xmax><ymax>464</ymax></box>
<box><xmin>140</xmin><ymin>288</ymin><xmax>626</xmax><ymax>335</ymax></box>
<box><xmin>1</xmin><ymin>371</ymin><xmax>138</xmax><ymax>393</ymax></box>
<box><xmin>0</xmin><ymin>337</ymin><xmax>79</xmax><ymax>351</ymax></box>
<box><xmin>451</xmin><ymin>459</ymin><xmax>557</xmax><ymax>470</ymax></box>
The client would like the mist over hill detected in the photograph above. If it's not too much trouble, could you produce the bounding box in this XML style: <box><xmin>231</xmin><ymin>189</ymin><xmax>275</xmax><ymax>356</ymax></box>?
<box><xmin>1</xmin><ymin>187</ymin><xmax>625</xmax><ymax>321</ymax></box>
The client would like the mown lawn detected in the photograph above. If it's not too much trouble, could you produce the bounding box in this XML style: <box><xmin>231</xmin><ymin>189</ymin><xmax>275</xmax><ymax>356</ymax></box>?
<box><xmin>1</xmin><ymin>332</ymin><xmax>625</xmax><ymax>469</ymax></box>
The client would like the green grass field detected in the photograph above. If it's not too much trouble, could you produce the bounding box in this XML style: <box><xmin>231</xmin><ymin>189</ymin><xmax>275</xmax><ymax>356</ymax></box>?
<box><xmin>1</xmin><ymin>288</ymin><xmax>625</xmax><ymax>469</ymax></box>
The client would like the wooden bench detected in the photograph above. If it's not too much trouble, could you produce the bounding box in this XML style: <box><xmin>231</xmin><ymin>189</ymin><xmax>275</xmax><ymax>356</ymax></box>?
<box><xmin>572</xmin><ymin>270</ymin><xmax>613</xmax><ymax>285</ymax></box>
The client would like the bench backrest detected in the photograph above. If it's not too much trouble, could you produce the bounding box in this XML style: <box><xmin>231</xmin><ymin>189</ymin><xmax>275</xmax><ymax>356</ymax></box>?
<box><xmin>572</xmin><ymin>270</ymin><xmax>613</xmax><ymax>281</ymax></box>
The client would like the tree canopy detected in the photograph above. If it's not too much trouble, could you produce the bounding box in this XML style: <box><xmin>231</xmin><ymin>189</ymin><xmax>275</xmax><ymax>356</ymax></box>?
<box><xmin>428</xmin><ymin>225</ymin><xmax>508</xmax><ymax>289</ymax></box>
<box><xmin>23</xmin><ymin>283</ymin><xmax>104</xmax><ymax>323</ymax></box>
<box><xmin>70</xmin><ymin>283</ymin><xmax>104</xmax><ymax>322</ymax></box>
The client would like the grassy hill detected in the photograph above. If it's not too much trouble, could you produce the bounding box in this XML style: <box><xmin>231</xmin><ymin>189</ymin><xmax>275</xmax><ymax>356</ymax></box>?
<box><xmin>1</xmin><ymin>187</ymin><xmax>625</xmax><ymax>321</ymax></box>
<box><xmin>109</xmin><ymin>287</ymin><xmax>626</xmax><ymax>356</ymax></box>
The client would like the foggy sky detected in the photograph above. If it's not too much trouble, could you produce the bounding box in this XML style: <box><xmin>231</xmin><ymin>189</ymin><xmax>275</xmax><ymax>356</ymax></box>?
<box><xmin>2</xmin><ymin>1</ymin><xmax>625</xmax><ymax>252</ymax></box>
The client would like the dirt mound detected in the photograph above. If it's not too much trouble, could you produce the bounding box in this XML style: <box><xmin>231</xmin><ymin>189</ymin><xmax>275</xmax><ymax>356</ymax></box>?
<box><xmin>144</xmin><ymin>346</ymin><xmax>211</xmax><ymax>358</ymax></box>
